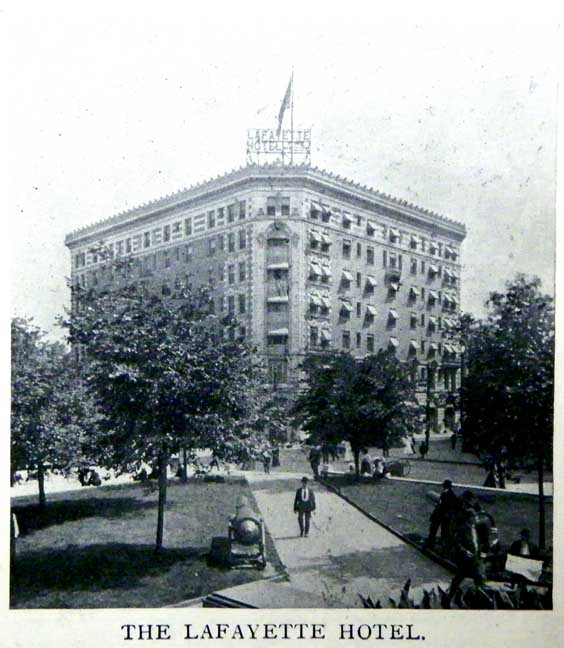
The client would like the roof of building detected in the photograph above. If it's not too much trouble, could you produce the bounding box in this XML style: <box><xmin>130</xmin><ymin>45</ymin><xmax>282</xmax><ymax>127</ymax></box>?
<box><xmin>65</xmin><ymin>163</ymin><xmax>466</xmax><ymax>245</ymax></box>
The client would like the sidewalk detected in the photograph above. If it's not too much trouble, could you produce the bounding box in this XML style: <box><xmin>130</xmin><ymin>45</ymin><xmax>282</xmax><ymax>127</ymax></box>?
<box><xmin>245</xmin><ymin>471</ymin><xmax>451</xmax><ymax>607</ymax></box>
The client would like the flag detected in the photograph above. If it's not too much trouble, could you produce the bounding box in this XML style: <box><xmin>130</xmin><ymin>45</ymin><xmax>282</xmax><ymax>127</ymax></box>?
<box><xmin>276</xmin><ymin>74</ymin><xmax>293</xmax><ymax>137</ymax></box>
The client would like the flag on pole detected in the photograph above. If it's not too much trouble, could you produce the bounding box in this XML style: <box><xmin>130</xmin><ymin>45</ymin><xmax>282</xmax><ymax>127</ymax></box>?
<box><xmin>276</xmin><ymin>74</ymin><xmax>293</xmax><ymax>137</ymax></box>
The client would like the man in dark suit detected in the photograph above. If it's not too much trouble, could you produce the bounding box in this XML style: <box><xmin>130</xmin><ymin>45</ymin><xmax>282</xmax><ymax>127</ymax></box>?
<box><xmin>509</xmin><ymin>528</ymin><xmax>539</xmax><ymax>559</ymax></box>
<box><xmin>425</xmin><ymin>479</ymin><xmax>459</xmax><ymax>549</ymax></box>
<box><xmin>294</xmin><ymin>476</ymin><xmax>316</xmax><ymax>537</ymax></box>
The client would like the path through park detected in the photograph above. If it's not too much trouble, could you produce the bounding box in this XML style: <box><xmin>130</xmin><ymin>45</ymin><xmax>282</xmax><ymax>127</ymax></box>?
<box><xmin>245</xmin><ymin>471</ymin><xmax>451</xmax><ymax>607</ymax></box>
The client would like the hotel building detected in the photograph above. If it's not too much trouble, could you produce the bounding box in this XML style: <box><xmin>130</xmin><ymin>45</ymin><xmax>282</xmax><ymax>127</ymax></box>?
<box><xmin>65</xmin><ymin>164</ymin><xmax>466</xmax><ymax>431</ymax></box>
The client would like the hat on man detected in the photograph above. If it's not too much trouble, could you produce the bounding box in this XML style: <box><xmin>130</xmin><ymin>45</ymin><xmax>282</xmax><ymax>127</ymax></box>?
<box><xmin>442</xmin><ymin>479</ymin><xmax>453</xmax><ymax>489</ymax></box>
<box><xmin>301</xmin><ymin>476</ymin><xmax>309</xmax><ymax>483</ymax></box>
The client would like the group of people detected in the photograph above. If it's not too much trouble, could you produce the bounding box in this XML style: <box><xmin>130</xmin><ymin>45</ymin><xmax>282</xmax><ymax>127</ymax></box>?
<box><xmin>358</xmin><ymin>451</ymin><xmax>390</xmax><ymax>479</ymax></box>
<box><xmin>426</xmin><ymin>479</ymin><xmax>542</xmax><ymax>599</ymax></box>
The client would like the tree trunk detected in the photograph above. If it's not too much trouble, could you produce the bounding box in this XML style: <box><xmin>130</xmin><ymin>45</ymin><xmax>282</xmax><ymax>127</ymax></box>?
<box><xmin>537</xmin><ymin>451</ymin><xmax>546</xmax><ymax>551</ymax></box>
<box><xmin>37</xmin><ymin>461</ymin><xmax>46</xmax><ymax>511</ymax></box>
<box><xmin>181</xmin><ymin>445</ymin><xmax>188</xmax><ymax>483</ymax></box>
<box><xmin>352</xmin><ymin>446</ymin><xmax>360</xmax><ymax>479</ymax></box>
<box><xmin>155</xmin><ymin>451</ymin><xmax>169</xmax><ymax>553</ymax></box>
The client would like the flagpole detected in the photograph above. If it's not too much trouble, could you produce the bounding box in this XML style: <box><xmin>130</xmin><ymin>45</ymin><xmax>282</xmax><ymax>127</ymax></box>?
<box><xmin>290</xmin><ymin>69</ymin><xmax>294</xmax><ymax>165</ymax></box>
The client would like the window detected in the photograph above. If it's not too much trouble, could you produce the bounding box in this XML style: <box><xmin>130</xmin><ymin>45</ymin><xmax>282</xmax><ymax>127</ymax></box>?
<box><xmin>342</xmin><ymin>330</ymin><xmax>351</xmax><ymax>349</ymax></box>
<box><xmin>390</xmin><ymin>228</ymin><xmax>400</xmax><ymax>243</ymax></box>
<box><xmin>184</xmin><ymin>218</ymin><xmax>192</xmax><ymax>236</ymax></box>
<box><xmin>343</xmin><ymin>214</ymin><xmax>351</xmax><ymax>230</ymax></box>
<box><xmin>356</xmin><ymin>302</ymin><xmax>361</xmax><ymax>318</ymax></box>
<box><xmin>217</xmin><ymin>207</ymin><xmax>224</xmax><ymax>221</ymax></box>
<box><xmin>410</xmin><ymin>236</ymin><xmax>418</xmax><ymax>250</ymax></box>
<box><xmin>239</xmin><ymin>229</ymin><xmax>247</xmax><ymax>249</ymax></box>
<box><xmin>367</xmin><ymin>334</ymin><xmax>375</xmax><ymax>352</ymax></box>
<box><xmin>367</xmin><ymin>246</ymin><xmax>374</xmax><ymax>265</ymax></box>
<box><xmin>421</xmin><ymin>260</ymin><xmax>426</xmax><ymax>274</ymax></box>
<box><xmin>208</xmin><ymin>238</ymin><xmax>216</xmax><ymax>256</ymax></box>
<box><xmin>356</xmin><ymin>272</ymin><xmax>362</xmax><ymax>288</ymax></box>
<box><xmin>218</xmin><ymin>264</ymin><xmax>225</xmax><ymax>282</ymax></box>
<box><xmin>239</xmin><ymin>261</ymin><xmax>246</xmax><ymax>282</ymax></box>
<box><xmin>410</xmin><ymin>313</ymin><xmax>418</xmax><ymax>329</ymax></box>
<box><xmin>208</xmin><ymin>267</ymin><xmax>214</xmax><ymax>285</ymax></box>
<box><xmin>184</xmin><ymin>244</ymin><xmax>193</xmax><ymax>263</ymax></box>
<box><xmin>217</xmin><ymin>234</ymin><xmax>225</xmax><ymax>252</ymax></box>
<box><xmin>125</xmin><ymin>238</ymin><xmax>132</xmax><ymax>253</ymax></box>
<box><xmin>268</xmin><ymin>359</ymin><xmax>288</xmax><ymax>384</ymax></box>
<box><xmin>239</xmin><ymin>326</ymin><xmax>247</xmax><ymax>338</ymax></box>
<box><xmin>367</xmin><ymin>222</ymin><xmax>375</xmax><ymax>237</ymax></box>
<box><xmin>267</xmin><ymin>197</ymin><xmax>276</xmax><ymax>216</ymax></box>
<box><xmin>356</xmin><ymin>332</ymin><xmax>361</xmax><ymax>348</ymax></box>
<box><xmin>163</xmin><ymin>250</ymin><xmax>171</xmax><ymax>269</ymax></box>
<box><xmin>420</xmin><ymin>367</ymin><xmax>427</xmax><ymax>382</ymax></box>
<box><xmin>207</xmin><ymin>211</ymin><xmax>215</xmax><ymax>228</ymax></box>
<box><xmin>228</xmin><ymin>264</ymin><xmax>235</xmax><ymax>284</ymax></box>
<box><xmin>342</xmin><ymin>239</ymin><xmax>351</xmax><ymax>259</ymax></box>
<box><xmin>421</xmin><ymin>287</ymin><xmax>425</xmax><ymax>299</ymax></box>
<box><xmin>411</xmin><ymin>258</ymin><xmax>417</xmax><ymax>275</ymax></box>
<box><xmin>143</xmin><ymin>232</ymin><xmax>151</xmax><ymax>248</ymax></box>
<box><xmin>281</xmin><ymin>198</ymin><xmax>290</xmax><ymax>216</ymax></box>
<box><xmin>356</xmin><ymin>242</ymin><xmax>362</xmax><ymax>258</ymax></box>
<box><xmin>228</xmin><ymin>233</ymin><xmax>235</xmax><ymax>252</ymax></box>
<box><xmin>228</xmin><ymin>295</ymin><xmax>235</xmax><ymax>314</ymax></box>
<box><xmin>163</xmin><ymin>224</ymin><xmax>171</xmax><ymax>242</ymax></box>
<box><xmin>421</xmin><ymin>340</ymin><xmax>426</xmax><ymax>353</ymax></box>
<box><xmin>239</xmin><ymin>294</ymin><xmax>246</xmax><ymax>314</ymax></box>
<box><xmin>420</xmin><ymin>313</ymin><xmax>425</xmax><ymax>326</ymax></box>
<box><xmin>239</xmin><ymin>200</ymin><xmax>246</xmax><ymax>219</ymax></box>
<box><xmin>383</xmin><ymin>250</ymin><xmax>387</xmax><ymax>267</ymax></box>
<box><xmin>389</xmin><ymin>253</ymin><xmax>397</xmax><ymax>269</ymax></box>
<box><xmin>310</xmin><ymin>326</ymin><xmax>319</xmax><ymax>347</ymax></box>
<box><xmin>228</xmin><ymin>204</ymin><xmax>236</xmax><ymax>223</ymax></box>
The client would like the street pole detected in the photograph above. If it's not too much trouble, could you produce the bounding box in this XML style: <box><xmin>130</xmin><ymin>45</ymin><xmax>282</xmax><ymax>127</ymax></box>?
<box><xmin>425</xmin><ymin>364</ymin><xmax>431</xmax><ymax>448</ymax></box>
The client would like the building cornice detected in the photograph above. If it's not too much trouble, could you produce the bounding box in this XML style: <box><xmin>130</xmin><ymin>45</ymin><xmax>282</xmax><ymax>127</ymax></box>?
<box><xmin>65</xmin><ymin>163</ymin><xmax>466</xmax><ymax>247</ymax></box>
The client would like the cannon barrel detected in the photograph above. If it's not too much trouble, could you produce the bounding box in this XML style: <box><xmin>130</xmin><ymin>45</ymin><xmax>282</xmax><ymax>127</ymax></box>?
<box><xmin>230</xmin><ymin>497</ymin><xmax>262</xmax><ymax>545</ymax></box>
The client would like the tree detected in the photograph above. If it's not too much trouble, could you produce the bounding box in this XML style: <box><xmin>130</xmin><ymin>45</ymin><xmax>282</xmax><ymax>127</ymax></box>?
<box><xmin>11</xmin><ymin>318</ymin><xmax>86</xmax><ymax>509</ymax></box>
<box><xmin>64</xmin><ymin>278</ymin><xmax>263</xmax><ymax>551</ymax></box>
<box><xmin>462</xmin><ymin>275</ymin><xmax>554</xmax><ymax>548</ymax></box>
<box><xmin>294</xmin><ymin>349</ymin><xmax>422</xmax><ymax>477</ymax></box>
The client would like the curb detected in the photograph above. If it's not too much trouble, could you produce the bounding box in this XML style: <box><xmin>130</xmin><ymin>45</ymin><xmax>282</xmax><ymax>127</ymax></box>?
<box><xmin>320</xmin><ymin>479</ymin><xmax>457</xmax><ymax>574</ymax></box>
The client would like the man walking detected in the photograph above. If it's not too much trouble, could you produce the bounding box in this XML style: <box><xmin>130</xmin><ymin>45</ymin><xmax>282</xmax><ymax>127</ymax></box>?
<box><xmin>294</xmin><ymin>476</ymin><xmax>316</xmax><ymax>537</ymax></box>
<box><xmin>425</xmin><ymin>479</ymin><xmax>459</xmax><ymax>550</ymax></box>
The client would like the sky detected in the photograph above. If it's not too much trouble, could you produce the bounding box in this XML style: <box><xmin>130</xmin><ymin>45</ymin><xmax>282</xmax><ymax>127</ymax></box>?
<box><xmin>6</xmin><ymin>1</ymin><xmax>559</xmax><ymax>341</ymax></box>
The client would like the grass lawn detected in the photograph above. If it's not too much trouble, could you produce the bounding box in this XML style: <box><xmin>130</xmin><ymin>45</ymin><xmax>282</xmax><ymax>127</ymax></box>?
<box><xmin>324</xmin><ymin>475</ymin><xmax>553</xmax><ymax>552</ymax></box>
<box><xmin>11</xmin><ymin>477</ymin><xmax>283</xmax><ymax>609</ymax></box>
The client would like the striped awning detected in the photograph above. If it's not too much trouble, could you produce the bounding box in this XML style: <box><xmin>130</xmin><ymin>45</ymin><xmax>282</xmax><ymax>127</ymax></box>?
<box><xmin>410</xmin><ymin>286</ymin><xmax>420</xmax><ymax>296</ymax></box>
<box><xmin>390</xmin><ymin>227</ymin><xmax>400</xmax><ymax>238</ymax></box>
<box><xmin>366</xmin><ymin>275</ymin><xmax>377</xmax><ymax>287</ymax></box>
<box><xmin>389</xmin><ymin>337</ymin><xmax>399</xmax><ymax>348</ymax></box>
<box><xmin>341</xmin><ymin>269</ymin><xmax>353</xmax><ymax>282</ymax></box>
<box><xmin>340</xmin><ymin>301</ymin><xmax>353</xmax><ymax>312</ymax></box>
<box><xmin>429</xmin><ymin>290</ymin><xmax>439</xmax><ymax>300</ymax></box>
<box><xmin>366</xmin><ymin>304</ymin><xmax>377</xmax><ymax>316</ymax></box>
<box><xmin>268</xmin><ymin>328</ymin><xmax>289</xmax><ymax>336</ymax></box>
<box><xmin>388</xmin><ymin>309</ymin><xmax>398</xmax><ymax>320</ymax></box>
<box><xmin>409</xmin><ymin>340</ymin><xmax>419</xmax><ymax>351</ymax></box>
<box><xmin>429</xmin><ymin>264</ymin><xmax>439</xmax><ymax>274</ymax></box>
<box><xmin>310</xmin><ymin>200</ymin><xmax>322</xmax><ymax>212</ymax></box>
<box><xmin>389</xmin><ymin>282</ymin><xmax>400</xmax><ymax>292</ymax></box>
<box><xmin>443</xmin><ymin>269</ymin><xmax>452</xmax><ymax>279</ymax></box>
<box><xmin>342</xmin><ymin>211</ymin><xmax>352</xmax><ymax>222</ymax></box>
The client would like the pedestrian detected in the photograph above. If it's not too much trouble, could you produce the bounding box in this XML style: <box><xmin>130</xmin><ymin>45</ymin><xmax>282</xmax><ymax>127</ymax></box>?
<box><xmin>360</xmin><ymin>449</ymin><xmax>373</xmax><ymax>476</ymax></box>
<box><xmin>209</xmin><ymin>451</ymin><xmax>221</xmax><ymax>471</ymax></box>
<box><xmin>447</xmin><ymin>490</ymin><xmax>486</xmax><ymax>602</ymax></box>
<box><xmin>293</xmin><ymin>476</ymin><xmax>316</xmax><ymax>537</ymax></box>
<box><xmin>308</xmin><ymin>446</ymin><xmax>321</xmax><ymax>480</ymax></box>
<box><xmin>425</xmin><ymin>479</ymin><xmax>459</xmax><ymax>550</ymax></box>
<box><xmin>419</xmin><ymin>441</ymin><xmax>428</xmax><ymax>460</ymax></box>
<box><xmin>272</xmin><ymin>445</ymin><xmax>280</xmax><ymax>467</ymax></box>
<box><xmin>261</xmin><ymin>446</ymin><xmax>272</xmax><ymax>474</ymax></box>
<box><xmin>509</xmin><ymin>528</ymin><xmax>539</xmax><ymax>559</ymax></box>
<box><xmin>450</xmin><ymin>431</ymin><xmax>457</xmax><ymax>450</ymax></box>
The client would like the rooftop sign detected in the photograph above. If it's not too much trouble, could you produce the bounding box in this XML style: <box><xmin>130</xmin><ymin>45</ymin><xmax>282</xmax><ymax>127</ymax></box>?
<box><xmin>246</xmin><ymin>128</ymin><xmax>311</xmax><ymax>165</ymax></box>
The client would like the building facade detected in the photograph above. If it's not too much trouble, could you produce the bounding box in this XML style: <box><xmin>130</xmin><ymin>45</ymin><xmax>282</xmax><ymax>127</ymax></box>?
<box><xmin>65</xmin><ymin>164</ymin><xmax>466</xmax><ymax>431</ymax></box>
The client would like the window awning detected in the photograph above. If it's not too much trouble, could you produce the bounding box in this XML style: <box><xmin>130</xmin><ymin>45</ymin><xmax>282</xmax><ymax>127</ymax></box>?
<box><xmin>409</xmin><ymin>340</ymin><xmax>419</xmax><ymax>350</ymax></box>
<box><xmin>366</xmin><ymin>304</ymin><xmax>377</xmax><ymax>316</ymax></box>
<box><xmin>429</xmin><ymin>342</ymin><xmax>438</xmax><ymax>351</ymax></box>
<box><xmin>267</xmin><ymin>295</ymin><xmax>289</xmax><ymax>303</ymax></box>
<box><xmin>443</xmin><ymin>269</ymin><xmax>452</xmax><ymax>279</ymax></box>
<box><xmin>389</xmin><ymin>282</ymin><xmax>400</xmax><ymax>292</ymax></box>
<box><xmin>410</xmin><ymin>286</ymin><xmax>420</xmax><ymax>296</ymax></box>
<box><xmin>428</xmin><ymin>316</ymin><xmax>438</xmax><ymax>325</ymax></box>
<box><xmin>366</xmin><ymin>275</ymin><xmax>377</xmax><ymax>287</ymax></box>
<box><xmin>320</xmin><ymin>264</ymin><xmax>332</xmax><ymax>277</ymax></box>
<box><xmin>429</xmin><ymin>264</ymin><xmax>439</xmax><ymax>274</ymax></box>
<box><xmin>341</xmin><ymin>269</ymin><xmax>353</xmax><ymax>282</ymax></box>
<box><xmin>321</xmin><ymin>233</ymin><xmax>332</xmax><ymax>245</ymax></box>
<box><xmin>429</xmin><ymin>241</ymin><xmax>438</xmax><ymax>252</ymax></box>
<box><xmin>367</xmin><ymin>220</ymin><xmax>376</xmax><ymax>233</ymax></box>
<box><xmin>340</xmin><ymin>301</ymin><xmax>353</xmax><ymax>312</ymax></box>
<box><xmin>388</xmin><ymin>309</ymin><xmax>398</xmax><ymax>319</ymax></box>
<box><xmin>309</xmin><ymin>261</ymin><xmax>321</xmax><ymax>275</ymax></box>
<box><xmin>451</xmin><ymin>297</ymin><xmax>459</xmax><ymax>307</ymax></box>
<box><xmin>444</xmin><ymin>344</ymin><xmax>454</xmax><ymax>353</ymax></box>
<box><xmin>310</xmin><ymin>200</ymin><xmax>322</xmax><ymax>212</ymax></box>
<box><xmin>389</xmin><ymin>337</ymin><xmax>399</xmax><ymax>348</ymax></box>
<box><xmin>268</xmin><ymin>328</ymin><xmax>288</xmax><ymax>336</ymax></box>
<box><xmin>320</xmin><ymin>329</ymin><xmax>332</xmax><ymax>341</ymax></box>
<box><xmin>310</xmin><ymin>293</ymin><xmax>322</xmax><ymax>307</ymax></box>
<box><xmin>309</xmin><ymin>230</ymin><xmax>322</xmax><ymax>242</ymax></box>
<box><xmin>410</xmin><ymin>234</ymin><xmax>419</xmax><ymax>244</ymax></box>
<box><xmin>446</xmin><ymin>245</ymin><xmax>455</xmax><ymax>256</ymax></box>
<box><xmin>342</xmin><ymin>212</ymin><xmax>352</xmax><ymax>222</ymax></box>
<box><xmin>429</xmin><ymin>290</ymin><xmax>439</xmax><ymax>300</ymax></box>
<box><xmin>267</xmin><ymin>262</ymin><xmax>290</xmax><ymax>271</ymax></box>
<box><xmin>320</xmin><ymin>296</ymin><xmax>331</xmax><ymax>309</ymax></box>
<box><xmin>390</xmin><ymin>227</ymin><xmax>400</xmax><ymax>238</ymax></box>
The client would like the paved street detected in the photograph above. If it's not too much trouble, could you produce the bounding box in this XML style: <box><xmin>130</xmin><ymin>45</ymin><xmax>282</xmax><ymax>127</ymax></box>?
<box><xmin>246</xmin><ymin>471</ymin><xmax>451</xmax><ymax>607</ymax></box>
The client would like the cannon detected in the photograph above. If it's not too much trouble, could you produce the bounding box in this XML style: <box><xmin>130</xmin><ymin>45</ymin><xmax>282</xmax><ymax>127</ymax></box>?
<box><xmin>209</xmin><ymin>496</ymin><xmax>267</xmax><ymax>570</ymax></box>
